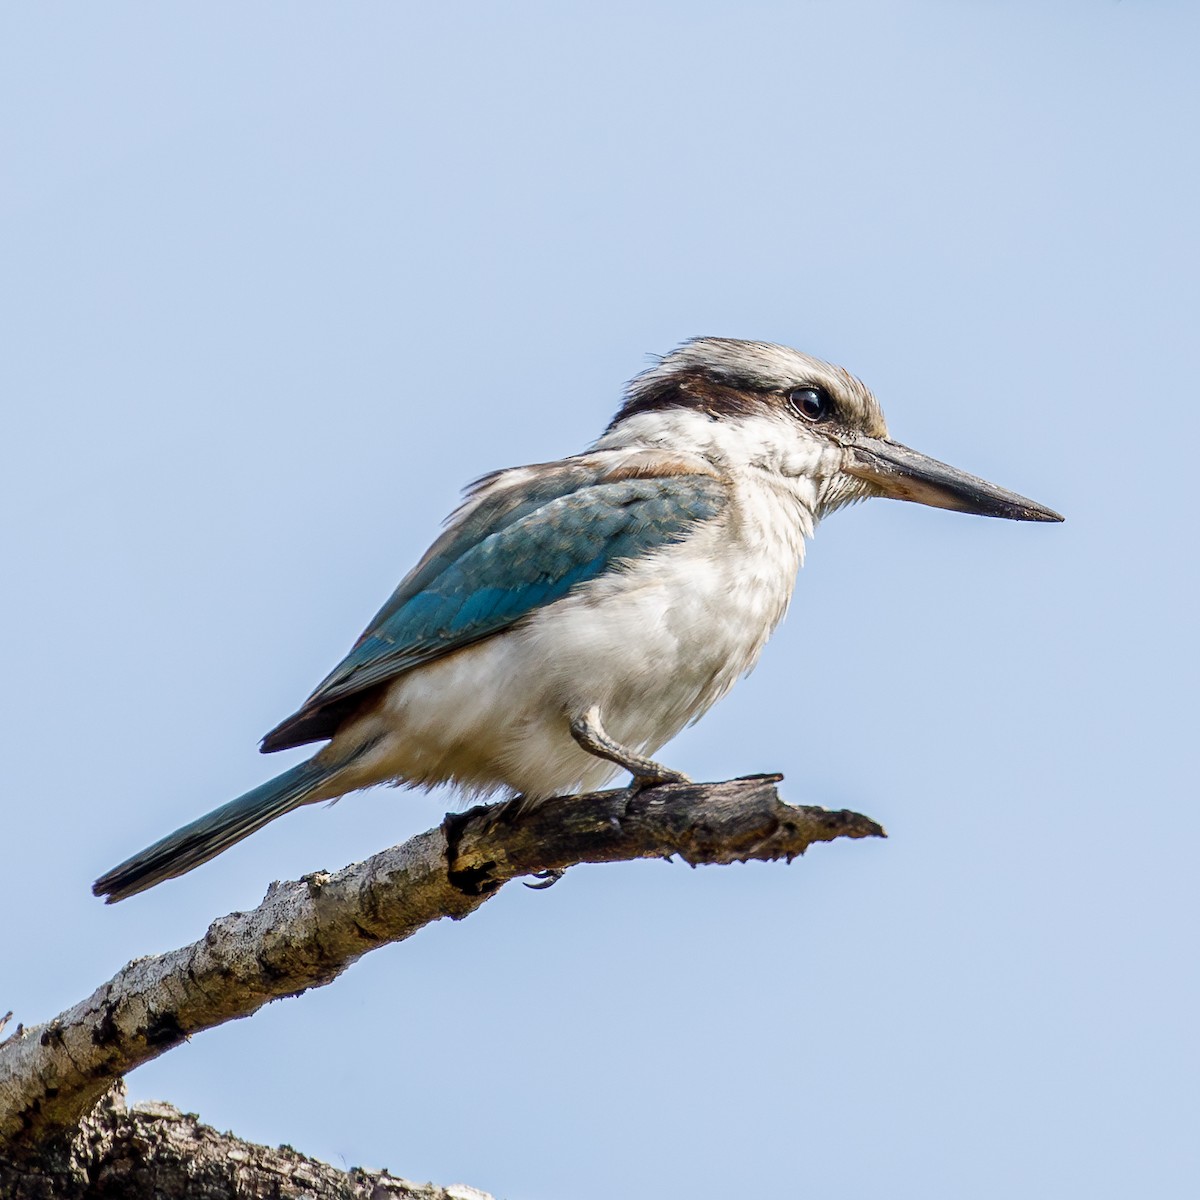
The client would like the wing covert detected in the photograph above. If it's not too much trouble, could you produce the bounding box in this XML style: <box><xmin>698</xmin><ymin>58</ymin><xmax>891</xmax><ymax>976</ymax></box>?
<box><xmin>260</xmin><ymin>463</ymin><xmax>728</xmax><ymax>752</ymax></box>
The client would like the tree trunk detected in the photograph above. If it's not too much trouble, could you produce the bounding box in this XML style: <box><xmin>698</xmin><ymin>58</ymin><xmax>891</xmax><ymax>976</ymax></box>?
<box><xmin>0</xmin><ymin>1081</ymin><xmax>492</xmax><ymax>1200</ymax></box>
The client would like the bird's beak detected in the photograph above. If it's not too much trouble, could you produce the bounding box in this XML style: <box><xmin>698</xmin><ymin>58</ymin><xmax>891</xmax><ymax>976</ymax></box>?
<box><xmin>844</xmin><ymin>436</ymin><xmax>1064</xmax><ymax>522</ymax></box>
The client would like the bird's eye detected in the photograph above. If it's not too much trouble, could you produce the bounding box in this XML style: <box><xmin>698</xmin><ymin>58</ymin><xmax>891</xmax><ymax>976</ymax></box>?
<box><xmin>788</xmin><ymin>386</ymin><xmax>831</xmax><ymax>422</ymax></box>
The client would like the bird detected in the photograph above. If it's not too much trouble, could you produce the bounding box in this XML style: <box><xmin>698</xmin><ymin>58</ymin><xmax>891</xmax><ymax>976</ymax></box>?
<box><xmin>94</xmin><ymin>337</ymin><xmax>1062</xmax><ymax>902</ymax></box>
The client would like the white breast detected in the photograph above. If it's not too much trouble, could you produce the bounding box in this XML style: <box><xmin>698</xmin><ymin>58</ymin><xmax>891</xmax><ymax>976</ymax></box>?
<box><xmin>329</xmin><ymin>462</ymin><xmax>813</xmax><ymax>803</ymax></box>
<box><xmin>523</xmin><ymin>465</ymin><xmax>809</xmax><ymax>748</ymax></box>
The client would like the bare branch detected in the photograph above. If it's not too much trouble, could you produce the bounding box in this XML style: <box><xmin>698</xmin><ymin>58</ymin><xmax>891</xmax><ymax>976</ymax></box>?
<box><xmin>0</xmin><ymin>776</ymin><xmax>883</xmax><ymax>1154</ymax></box>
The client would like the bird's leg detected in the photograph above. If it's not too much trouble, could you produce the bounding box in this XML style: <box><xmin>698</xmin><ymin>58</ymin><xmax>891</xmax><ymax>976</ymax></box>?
<box><xmin>569</xmin><ymin>705</ymin><xmax>691</xmax><ymax>794</ymax></box>
<box><xmin>525</xmin><ymin>709</ymin><xmax>689</xmax><ymax>890</ymax></box>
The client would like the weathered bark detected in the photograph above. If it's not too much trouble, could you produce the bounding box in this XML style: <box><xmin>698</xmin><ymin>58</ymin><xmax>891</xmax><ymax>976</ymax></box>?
<box><xmin>0</xmin><ymin>1080</ymin><xmax>492</xmax><ymax>1200</ymax></box>
<box><xmin>0</xmin><ymin>775</ymin><xmax>883</xmax><ymax>1184</ymax></box>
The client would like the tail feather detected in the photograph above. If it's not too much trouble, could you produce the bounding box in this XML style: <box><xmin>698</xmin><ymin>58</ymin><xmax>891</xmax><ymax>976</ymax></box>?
<box><xmin>93</xmin><ymin>759</ymin><xmax>335</xmax><ymax>903</ymax></box>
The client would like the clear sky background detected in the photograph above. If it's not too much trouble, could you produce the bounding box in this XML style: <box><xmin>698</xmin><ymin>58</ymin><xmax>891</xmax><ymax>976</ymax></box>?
<box><xmin>3</xmin><ymin>3</ymin><xmax>1197</xmax><ymax>1198</ymax></box>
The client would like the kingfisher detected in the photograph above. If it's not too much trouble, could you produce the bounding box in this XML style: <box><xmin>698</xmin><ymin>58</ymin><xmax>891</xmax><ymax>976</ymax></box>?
<box><xmin>94</xmin><ymin>338</ymin><xmax>1062</xmax><ymax>902</ymax></box>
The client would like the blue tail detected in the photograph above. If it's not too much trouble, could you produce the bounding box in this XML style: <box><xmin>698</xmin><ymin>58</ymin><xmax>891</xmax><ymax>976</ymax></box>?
<box><xmin>93</xmin><ymin>759</ymin><xmax>337</xmax><ymax>903</ymax></box>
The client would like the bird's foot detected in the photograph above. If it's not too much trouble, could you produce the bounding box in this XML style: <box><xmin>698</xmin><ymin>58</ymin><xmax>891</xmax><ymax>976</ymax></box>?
<box><xmin>622</xmin><ymin>766</ymin><xmax>692</xmax><ymax>816</ymax></box>
<box><xmin>627</xmin><ymin>765</ymin><xmax>691</xmax><ymax>795</ymax></box>
<box><xmin>524</xmin><ymin>868</ymin><xmax>565</xmax><ymax>890</ymax></box>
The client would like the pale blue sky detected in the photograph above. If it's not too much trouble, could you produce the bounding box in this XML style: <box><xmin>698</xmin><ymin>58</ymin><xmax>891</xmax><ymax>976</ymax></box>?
<box><xmin>3</xmin><ymin>3</ymin><xmax>1197</xmax><ymax>1197</ymax></box>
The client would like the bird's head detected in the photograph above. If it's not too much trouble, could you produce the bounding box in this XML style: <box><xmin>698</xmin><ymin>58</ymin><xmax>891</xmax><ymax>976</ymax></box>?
<box><xmin>604</xmin><ymin>337</ymin><xmax>1062</xmax><ymax>524</ymax></box>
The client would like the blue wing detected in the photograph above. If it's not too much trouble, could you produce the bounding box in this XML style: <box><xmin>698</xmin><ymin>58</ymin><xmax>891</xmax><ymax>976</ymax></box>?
<box><xmin>261</xmin><ymin>460</ymin><xmax>729</xmax><ymax>751</ymax></box>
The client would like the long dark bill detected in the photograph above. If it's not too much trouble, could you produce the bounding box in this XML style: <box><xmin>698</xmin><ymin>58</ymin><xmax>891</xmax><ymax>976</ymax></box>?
<box><xmin>845</xmin><ymin>437</ymin><xmax>1064</xmax><ymax>523</ymax></box>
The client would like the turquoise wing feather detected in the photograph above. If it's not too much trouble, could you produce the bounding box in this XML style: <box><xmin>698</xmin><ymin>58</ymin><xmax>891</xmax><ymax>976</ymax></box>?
<box><xmin>260</xmin><ymin>462</ymin><xmax>728</xmax><ymax>751</ymax></box>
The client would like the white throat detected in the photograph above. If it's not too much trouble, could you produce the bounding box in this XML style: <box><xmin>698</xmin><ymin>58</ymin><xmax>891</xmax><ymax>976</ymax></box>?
<box><xmin>592</xmin><ymin>408</ymin><xmax>853</xmax><ymax>528</ymax></box>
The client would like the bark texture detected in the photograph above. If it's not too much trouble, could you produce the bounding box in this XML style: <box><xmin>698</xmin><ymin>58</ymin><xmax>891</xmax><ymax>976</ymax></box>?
<box><xmin>0</xmin><ymin>775</ymin><xmax>883</xmax><ymax>1178</ymax></box>
<box><xmin>0</xmin><ymin>1081</ymin><xmax>492</xmax><ymax>1200</ymax></box>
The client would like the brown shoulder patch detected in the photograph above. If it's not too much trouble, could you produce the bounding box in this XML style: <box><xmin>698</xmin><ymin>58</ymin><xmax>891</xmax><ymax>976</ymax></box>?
<box><xmin>601</xmin><ymin>457</ymin><xmax>718</xmax><ymax>482</ymax></box>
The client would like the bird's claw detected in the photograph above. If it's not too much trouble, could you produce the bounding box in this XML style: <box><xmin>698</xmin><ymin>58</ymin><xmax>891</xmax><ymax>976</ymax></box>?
<box><xmin>627</xmin><ymin>768</ymin><xmax>691</xmax><ymax>796</ymax></box>
<box><xmin>524</xmin><ymin>868</ymin><xmax>565</xmax><ymax>890</ymax></box>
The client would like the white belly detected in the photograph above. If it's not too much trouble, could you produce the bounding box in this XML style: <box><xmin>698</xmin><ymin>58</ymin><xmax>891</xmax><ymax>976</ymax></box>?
<box><xmin>328</xmin><ymin>474</ymin><xmax>809</xmax><ymax>801</ymax></box>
